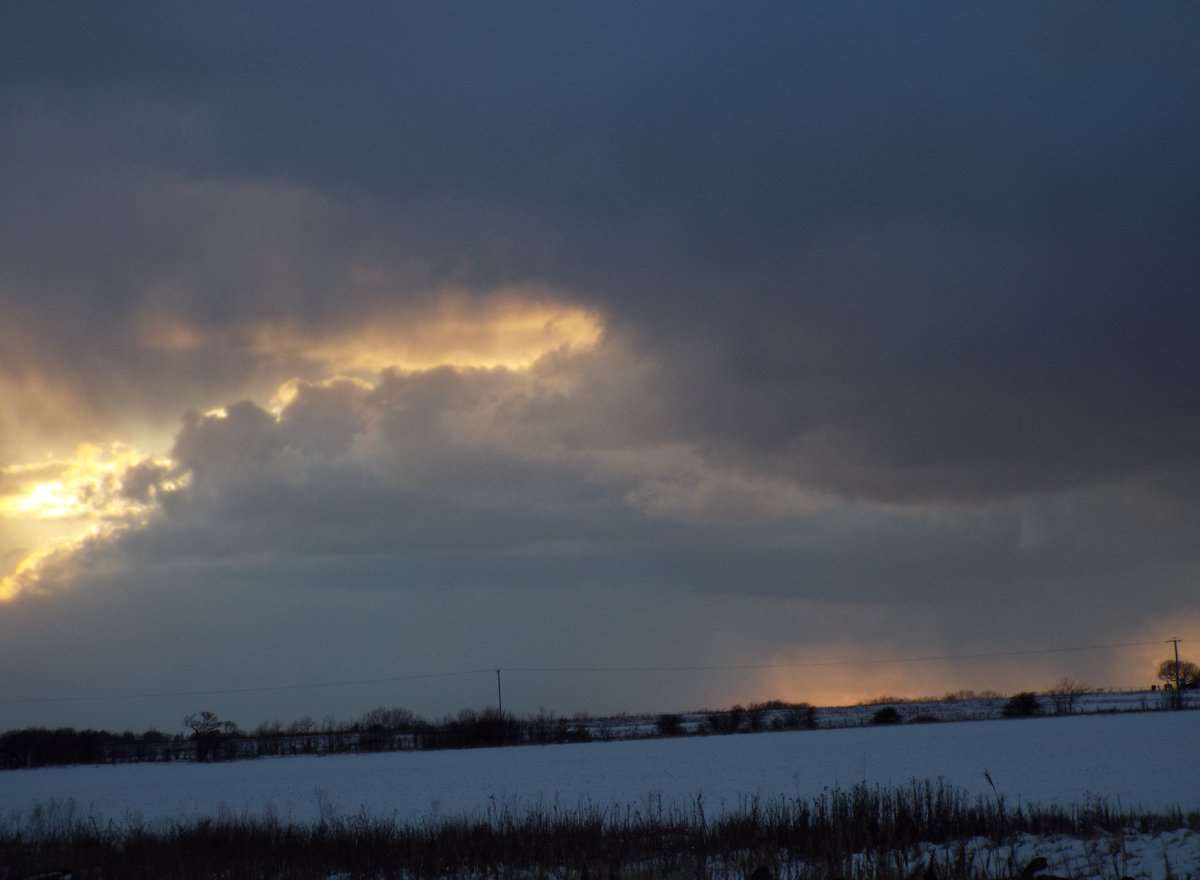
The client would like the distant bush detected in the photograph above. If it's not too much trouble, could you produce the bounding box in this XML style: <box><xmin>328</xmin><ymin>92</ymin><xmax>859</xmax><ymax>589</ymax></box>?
<box><xmin>1002</xmin><ymin>692</ymin><xmax>1043</xmax><ymax>718</ymax></box>
<box><xmin>749</xmin><ymin>700</ymin><xmax>817</xmax><ymax>731</ymax></box>
<box><xmin>942</xmin><ymin>689</ymin><xmax>1003</xmax><ymax>703</ymax></box>
<box><xmin>655</xmin><ymin>713</ymin><xmax>682</xmax><ymax>737</ymax></box>
<box><xmin>910</xmin><ymin>714</ymin><xmax>939</xmax><ymax>724</ymax></box>
<box><xmin>0</xmin><ymin>727</ymin><xmax>184</xmax><ymax>769</ymax></box>
<box><xmin>860</xmin><ymin>694</ymin><xmax>911</xmax><ymax>706</ymax></box>
<box><xmin>782</xmin><ymin>703</ymin><xmax>819</xmax><ymax>730</ymax></box>
<box><xmin>871</xmin><ymin>706</ymin><xmax>903</xmax><ymax>725</ymax></box>
<box><xmin>439</xmin><ymin>708</ymin><xmax>519</xmax><ymax>748</ymax></box>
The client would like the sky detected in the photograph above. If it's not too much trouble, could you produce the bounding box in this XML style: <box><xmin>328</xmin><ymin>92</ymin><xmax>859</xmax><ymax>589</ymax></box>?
<box><xmin>2</xmin><ymin>3</ymin><xmax>1199</xmax><ymax>731</ymax></box>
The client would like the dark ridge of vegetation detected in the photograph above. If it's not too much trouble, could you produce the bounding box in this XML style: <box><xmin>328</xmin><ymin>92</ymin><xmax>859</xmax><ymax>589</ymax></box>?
<box><xmin>0</xmin><ymin>707</ymin><xmax>594</xmax><ymax>770</ymax></box>
<box><xmin>3</xmin><ymin>685</ymin><xmax>1193</xmax><ymax>771</ymax></box>
<box><xmin>0</xmin><ymin>700</ymin><xmax>827</xmax><ymax>770</ymax></box>
<box><xmin>2</xmin><ymin>781</ymin><xmax>1196</xmax><ymax>879</ymax></box>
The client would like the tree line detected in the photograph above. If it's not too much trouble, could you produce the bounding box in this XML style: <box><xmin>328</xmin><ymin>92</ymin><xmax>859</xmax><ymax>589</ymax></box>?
<box><xmin>0</xmin><ymin>700</ymin><xmax>817</xmax><ymax>769</ymax></box>
<box><xmin>1</xmin><ymin>706</ymin><xmax>598</xmax><ymax>769</ymax></box>
<box><xmin>3</xmin><ymin>656</ymin><xmax>1194</xmax><ymax>770</ymax></box>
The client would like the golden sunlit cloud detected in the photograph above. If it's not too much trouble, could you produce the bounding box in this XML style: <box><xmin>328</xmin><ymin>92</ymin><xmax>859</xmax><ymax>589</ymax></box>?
<box><xmin>135</xmin><ymin>293</ymin><xmax>604</xmax><ymax>376</ymax></box>
<box><xmin>3</xmin><ymin>293</ymin><xmax>605</xmax><ymax>601</ymax></box>
<box><xmin>1</xmin><ymin>539</ymin><xmax>90</xmax><ymax>603</ymax></box>
<box><xmin>268</xmin><ymin>376</ymin><xmax>375</xmax><ymax>415</ymax></box>
<box><xmin>249</xmin><ymin>295</ymin><xmax>604</xmax><ymax>375</ymax></box>
<box><xmin>0</xmin><ymin>444</ymin><xmax>182</xmax><ymax>601</ymax></box>
<box><xmin>0</xmin><ymin>444</ymin><xmax>147</xmax><ymax>520</ymax></box>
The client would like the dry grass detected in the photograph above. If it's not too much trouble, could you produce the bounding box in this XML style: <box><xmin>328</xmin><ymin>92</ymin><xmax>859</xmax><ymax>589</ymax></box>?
<box><xmin>2</xmin><ymin>780</ymin><xmax>1196</xmax><ymax>878</ymax></box>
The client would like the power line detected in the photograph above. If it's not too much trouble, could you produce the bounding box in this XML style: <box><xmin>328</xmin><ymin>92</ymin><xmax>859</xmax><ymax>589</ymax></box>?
<box><xmin>2</xmin><ymin>637</ymin><xmax>1191</xmax><ymax>707</ymax></box>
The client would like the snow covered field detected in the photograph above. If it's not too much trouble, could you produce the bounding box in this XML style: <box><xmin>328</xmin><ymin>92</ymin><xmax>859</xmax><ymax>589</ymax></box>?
<box><xmin>865</xmin><ymin>831</ymin><xmax>1200</xmax><ymax>880</ymax></box>
<box><xmin>2</xmin><ymin>711</ymin><xmax>1196</xmax><ymax>828</ymax></box>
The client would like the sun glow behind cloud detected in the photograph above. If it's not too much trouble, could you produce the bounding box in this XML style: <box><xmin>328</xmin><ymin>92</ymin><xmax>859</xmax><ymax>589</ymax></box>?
<box><xmin>0</xmin><ymin>444</ymin><xmax>182</xmax><ymax>601</ymax></box>
<box><xmin>248</xmin><ymin>297</ymin><xmax>604</xmax><ymax>375</ymax></box>
<box><xmin>1</xmin><ymin>295</ymin><xmax>606</xmax><ymax>602</ymax></box>
<box><xmin>136</xmin><ymin>294</ymin><xmax>604</xmax><ymax>376</ymax></box>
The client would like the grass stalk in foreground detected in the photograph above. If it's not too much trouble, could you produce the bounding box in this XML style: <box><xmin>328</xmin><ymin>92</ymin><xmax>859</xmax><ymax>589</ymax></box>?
<box><xmin>2</xmin><ymin>780</ymin><xmax>1197</xmax><ymax>879</ymax></box>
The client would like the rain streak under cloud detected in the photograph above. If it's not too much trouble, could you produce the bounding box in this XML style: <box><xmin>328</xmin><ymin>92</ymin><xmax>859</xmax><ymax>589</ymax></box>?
<box><xmin>1</xmin><ymin>3</ymin><xmax>1199</xmax><ymax>729</ymax></box>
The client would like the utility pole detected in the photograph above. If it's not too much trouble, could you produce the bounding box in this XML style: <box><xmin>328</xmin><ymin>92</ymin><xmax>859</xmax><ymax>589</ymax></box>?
<box><xmin>1169</xmin><ymin>639</ymin><xmax>1182</xmax><ymax>710</ymax></box>
<box><xmin>496</xmin><ymin>668</ymin><xmax>503</xmax><ymax>717</ymax></box>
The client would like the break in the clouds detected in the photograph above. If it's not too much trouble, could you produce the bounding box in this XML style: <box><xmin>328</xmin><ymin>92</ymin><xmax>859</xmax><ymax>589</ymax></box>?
<box><xmin>1</xmin><ymin>3</ymin><xmax>1199</xmax><ymax>728</ymax></box>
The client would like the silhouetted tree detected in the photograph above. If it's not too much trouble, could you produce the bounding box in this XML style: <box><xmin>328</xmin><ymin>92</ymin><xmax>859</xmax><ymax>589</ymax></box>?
<box><xmin>1157</xmin><ymin>658</ymin><xmax>1199</xmax><ymax>709</ymax></box>
<box><xmin>1046</xmin><ymin>677</ymin><xmax>1089</xmax><ymax>715</ymax></box>
<box><xmin>655</xmin><ymin>713</ymin><xmax>683</xmax><ymax>737</ymax></box>
<box><xmin>1002</xmin><ymin>692</ymin><xmax>1042</xmax><ymax>718</ymax></box>
<box><xmin>1157</xmin><ymin>658</ymin><xmax>1199</xmax><ymax>689</ymax></box>
<box><xmin>789</xmin><ymin>703</ymin><xmax>819</xmax><ymax>730</ymax></box>
<box><xmin>184</xmin><ymin>711</ymin><xmax>224</xmax><ymax>762</ymax></box>
<box><xmin>871</xmin><ymin>706</ymin><xmax>902</xmax><ymax>725</ymax></box>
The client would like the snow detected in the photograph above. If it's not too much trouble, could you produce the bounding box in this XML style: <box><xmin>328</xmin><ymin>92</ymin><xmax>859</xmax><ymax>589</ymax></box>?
<box><xmin>2</xmin><ymin>711</ymin><xmax>1197</xmax><ymax>828</ymax></box>
<box><xmin>888</xmin><ymin>830</ymin><xmax>1200</xmax><ymax>880</ymax></box>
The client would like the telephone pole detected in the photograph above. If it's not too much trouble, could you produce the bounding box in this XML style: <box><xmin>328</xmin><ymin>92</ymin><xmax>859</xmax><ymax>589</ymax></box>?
<box><xmin>1168</xmin><ymin>639</ymin><xmax>1182</xmax><ymax>710</ymax></box>
<box><xmin>496</xmin><ymin>668</ymin><xmax>504</xmax><ymax>717</ymax></box>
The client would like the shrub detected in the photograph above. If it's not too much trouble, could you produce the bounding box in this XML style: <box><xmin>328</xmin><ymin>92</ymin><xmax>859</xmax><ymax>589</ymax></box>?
<box><xmin>783</xmin><ymin>702</ymin><xmax>818</xmax><ymax>730</ymax></box>
<box><xmin>705</xmin><ymin>712</ymin><xmax>728</xmax><ymax>735</ymax></box>
<box><xmin>655</xmin><ymin>713</ymin><xmax>682</xmax><ymax>737</ymax></box>
<box><xmin>1003</xmin><ymin>692</ymin><xmax>1043</xmax><ymax>718</ymax></box>
<box><xmin>861</xmin><ymin>694</ymin><xmax>908</xmax><ymax>706</ymax></box>
<box><xmin>871</xmin><ymin>706</ymin><xmax>902</xmax><ymax>725</ymax></box>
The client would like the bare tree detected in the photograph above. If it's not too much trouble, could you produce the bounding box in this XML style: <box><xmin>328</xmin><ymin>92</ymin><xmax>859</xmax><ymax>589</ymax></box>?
<box><xmin>287</xmin><ymin>715</ymin><xmax>316</xmax><ymax>734</ymax></box>
<box><xmin>184</xmin><ymin>711</ymin><xmax>224</xmax><ymax>762</ymax></box>
<box><xmin>1157</xmin><ymin>658</ymin><xmax>1199</xmax><ymax>708</ymax></box>
<box><xmin>184</xmin><ymin>711</ymin><xmax>222</xmax><ymax>736</ymax></box>
<box><xmin>1157</xmin><ymin>658</ymin><xmax>1199</xmax><ymax>688</ymax></box>
<box><xmin>1046</xmin><ymin>677</ymin><xmax>1089</xmax><ymax>715</ymax></box>
<box><xmin>359</xmin><ymin>706</ymin><xmax>419</xmax><ymax>731</ymax></box>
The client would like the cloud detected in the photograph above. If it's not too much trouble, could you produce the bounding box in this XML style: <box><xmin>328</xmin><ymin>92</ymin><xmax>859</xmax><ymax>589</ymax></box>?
<box><xmin>2</xmin><ymin>4</ymin><xmax>1199</xmax><ymax>724</ymax></box>
<box><xmin>12</xmin><ymin>341</ymin><xmax>1200</xmax><ymax>616</ymax></box>
<box><xmin>0</xmin><ymin>444</ymin><xmax>178</xmax><ymax>601</ymax></box>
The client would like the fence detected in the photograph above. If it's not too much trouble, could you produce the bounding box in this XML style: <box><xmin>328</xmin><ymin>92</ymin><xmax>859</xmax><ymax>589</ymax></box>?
<box><xmin>3</xmin><ymin>685</ymin><xmax>1196</xmax><ymax>771</ymax></box>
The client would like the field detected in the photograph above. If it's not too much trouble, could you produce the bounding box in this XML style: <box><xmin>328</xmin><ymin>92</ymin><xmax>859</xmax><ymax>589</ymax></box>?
<box><xmin>4</xmin><ymin>711</ymin><xmax>1197</xmax><ymax>826</ymax></box>
<box><xmin>3</xmin><ymin>711</ymin><xmax>1199</xmax><ymax>878</ymax></box>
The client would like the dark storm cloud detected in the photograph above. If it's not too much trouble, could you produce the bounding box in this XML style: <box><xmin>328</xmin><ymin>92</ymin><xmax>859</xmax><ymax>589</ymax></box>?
<box><xmin>3</xmin><ymin>2</ymin><xmax>1199</xmax><ymax>498</ymax></box>
<box><xmin>73</xmin><ymin>366</ymin><xmax>1200</xmax><ymax>610</ymax></box>
<box><xmin>2</xmin><ymin>3</ymin><xmax>1200</xmax><ymax>725</ymax></box>
<box><xmin>3</xmin><ymin>359</ymin><xmax>1198</xmax><ymax>729</ymax></box>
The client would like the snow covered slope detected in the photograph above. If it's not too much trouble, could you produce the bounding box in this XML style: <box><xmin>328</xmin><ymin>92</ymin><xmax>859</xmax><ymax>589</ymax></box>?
<box><xmin>2</xmin><ymin>711</ymin><xmax>1196</xmax><ymax>827</ymax></box>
